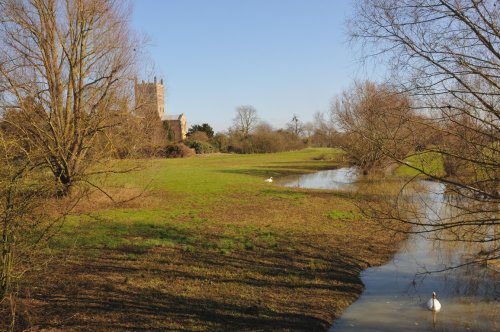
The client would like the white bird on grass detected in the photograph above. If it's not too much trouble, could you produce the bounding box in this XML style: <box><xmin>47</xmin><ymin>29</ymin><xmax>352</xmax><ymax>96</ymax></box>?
<box><xmin>427</xmin><ymin>292</ymin><xmax>442</xmax><ymax>312</ymax></box>
<box><xmin>265</xmin><ymin>177</ymin><xmax>273</xmax><ymax>183</ymax></box>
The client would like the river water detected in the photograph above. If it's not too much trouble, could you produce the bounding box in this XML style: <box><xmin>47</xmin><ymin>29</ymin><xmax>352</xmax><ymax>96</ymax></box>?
<box><xmin>278</xmin><ymin>168</ymin><xmax>499</xmax><ymax>331</ymax></box>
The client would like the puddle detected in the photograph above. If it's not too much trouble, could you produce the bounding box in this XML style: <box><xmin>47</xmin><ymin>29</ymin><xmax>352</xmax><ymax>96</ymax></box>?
<box><xmin>278</xmin><ymin>167</ymin><xmax>358</xmax><ymax>191</ymax></box>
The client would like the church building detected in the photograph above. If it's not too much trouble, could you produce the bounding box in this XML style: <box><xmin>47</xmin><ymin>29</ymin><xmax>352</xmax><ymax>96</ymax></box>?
<box><xmin>134</xmin><ymin>77</ymin><xmax>187</xmax><ymax>142</ymax></box>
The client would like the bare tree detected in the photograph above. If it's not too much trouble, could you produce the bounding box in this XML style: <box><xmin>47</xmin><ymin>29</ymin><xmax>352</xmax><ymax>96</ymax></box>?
<box><xmin>309</xmin><ymin>111</ymin><xmax>337</xmax><ymax>147</ymax></box>
<box><xmin>286</xmin><ymin>114</ymin><xmax>304</xmax><ymax>136</ymax></box>
<box><xmin>301</xmin><ymin>122</ymin><xmax>315</xmax><ymax>140</ymax></box>
<box><xmin>0</xmin><ymin>0</ymin><xmax>138</xmax><ymax>195</ymax></box>
<box><xmin>233</xmin><ymin>105</ymin><xmax>259</xmax><ymax>137</ymax></box>
<box><xmin>0</xmin><ymin>3</ymin><xmax>141</xmax><ymax>324</ymax></box>
<box><xmin>333</xmin><ymin>81</ymin><xmax>417</xmax><ymax>173</ymax></box>
<box><xmin>349</xmin><ymin>0</ymin><xmax>499</xmax><ymax>266</ymax></box>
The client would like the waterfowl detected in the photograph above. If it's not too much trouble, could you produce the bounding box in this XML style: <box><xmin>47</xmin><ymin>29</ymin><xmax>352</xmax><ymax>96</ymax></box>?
<box><xmin>265</xmin><ymin>177</ymin><xmax>273</xmax><ymax>183</ymax></box>
<box><xmin>427</xmin><ymin>292</ymin><xmax>442</xmax><ymax>312</ymax></box>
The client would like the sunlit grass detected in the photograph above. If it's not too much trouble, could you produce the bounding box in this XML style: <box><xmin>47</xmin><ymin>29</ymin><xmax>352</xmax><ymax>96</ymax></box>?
<box><xmin>107</xmin><ymin>148</ymin><xmax>341</xmax><ymax>194</ymax></box>
<box><xmin>396</xmin><ymin>151</ymin><xmax>446</xmax><ymax>177</ymax></box>
<box><xmin>52</xmin><ymin>148</ymin><xmax>347</xmax><ymax>253</ymax></box>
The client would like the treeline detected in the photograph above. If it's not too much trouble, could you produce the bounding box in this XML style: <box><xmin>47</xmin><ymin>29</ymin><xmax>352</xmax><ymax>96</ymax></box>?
<box><xmin>133</xmin><ymin>123</ymin><xmax>308</xmax><ymax>158</ymax></box>
<box><xmin>117</xmin><ymin>103</ymin><xmax>338</xmax><ymax>158</ymax></box>
<box><xmin>188</xmin><ymin>123</ymin><xmax>305</xmax><ymax>155</ymax></box>
<box><xmin>135</xmin><ymin>98</ymin><xmax>358</xmax><ymax>158</ymax></box>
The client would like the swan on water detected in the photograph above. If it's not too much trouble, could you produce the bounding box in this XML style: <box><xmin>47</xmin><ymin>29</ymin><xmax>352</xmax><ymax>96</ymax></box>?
<box><xmin>265</xmin><ymin>177</ymin><xmax>273</xmax><ymax>183</ymax></box>
<box><xmin>427</xmin><ymin>292</ymin><xmax>442</xmax><ymax>312</ymax></box>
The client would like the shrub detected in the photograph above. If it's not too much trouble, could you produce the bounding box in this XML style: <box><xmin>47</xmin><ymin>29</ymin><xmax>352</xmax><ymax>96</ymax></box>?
<box><xmin>163</xmin><ymin>143</ymin><xmax>195</xmax><ymax>158</ymax></box>
<box><xmin>210</xmin><ymin>133</ymin><xmax>229</xmax><ymax>152</ymax></box>
<box><xmin>137</xmin><ymin>144</ymin><xmax>167</xmax><ymax>158</ymax></box>
<box><xmin>184</xmin><ymin>140</ymin><xmax>215</xmax><ymax>154</ymax></box>
<box><xmin>187</xmin><ymin>131</ymin><xmax>209</xmax><ymax>142</ymax></box>
<box><xmin>227</xmin><ymin>127</ymin><xmax>305</xmax><ymax>154</ymax></box>
<box><xmin>186</xmin><ymin>123</ymin><xmax>214</xmax><ymax>138</ymax></box>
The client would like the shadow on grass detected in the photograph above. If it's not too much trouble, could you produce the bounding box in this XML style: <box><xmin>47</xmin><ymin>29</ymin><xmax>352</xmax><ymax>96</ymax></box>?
<box><xmin>258</xmin><ymin>184</ymin><xmax>361</xmax><ymax>203</ymax></box>
<box><xmin>216</xmin><ymin>156</ymin><xmax>342</xmax><ymax>180</ymax></box>
<box><xmin>50</xmin><ymin>217</ymin><xmax>199</xmax><ymax>252</ymax></box>
<box><xmin>217</xmin><ymin>168</ymin><xmax>283</xmax><ymax>178</ymax></box>
<box><xmin>13</xmin><ymin>241</ymin><xmax>367</xmax><ymax>331</ymax></box>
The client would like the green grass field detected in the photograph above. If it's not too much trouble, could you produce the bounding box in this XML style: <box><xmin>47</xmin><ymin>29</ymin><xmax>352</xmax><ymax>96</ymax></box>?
<box><xmin>12</xmin><ymin>148</ymin><xmax>405</xmax><ymax>331</ymax></box>
<box><xmin>396</xmin><ymin>151</ymin><xmax>446</xmax><ymax>178</ymax></box>
<box><xmin>52</xmin><ymin>149</ymin><xmax>342</xmax><ymax>253</ymax></box>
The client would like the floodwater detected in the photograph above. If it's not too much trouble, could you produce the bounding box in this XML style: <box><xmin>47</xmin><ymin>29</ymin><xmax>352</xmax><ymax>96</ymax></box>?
<box><xmin>279</xmin><ymin>168</ymin><xmax>358</xmax><ymax>191</ymax></box>
<box><xmin>278</xmin><ymin>168</ymin><xmax>499</xmax><ymax>331</ymax></box>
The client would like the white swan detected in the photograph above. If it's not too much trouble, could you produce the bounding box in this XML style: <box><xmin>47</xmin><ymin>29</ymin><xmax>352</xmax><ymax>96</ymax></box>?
<box><xmin>427</xmin><ymin>292</ymin><xmax>442</xmax><ymax>312</ymax></box>
<box><xmin>265</xmin><ymin>177</ymin><xmax>273</xmax><ymax>183</ymax></box>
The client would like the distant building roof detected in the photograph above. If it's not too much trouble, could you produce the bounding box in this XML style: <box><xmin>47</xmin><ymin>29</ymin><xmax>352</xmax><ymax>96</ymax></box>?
<box><xmin>162</xmin><ymin>114</ymin><xmax>184</xmax><ymax>121</ymax></box>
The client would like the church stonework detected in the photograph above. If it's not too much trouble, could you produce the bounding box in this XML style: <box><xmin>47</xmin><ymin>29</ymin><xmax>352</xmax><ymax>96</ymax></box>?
<box><xmin>134</xmin><ymin>77</ymin><xmax>187</xmax><ymax>142</ymax></box>
<box><xmin>164</xmin><ymin>114</ymin><xmax>187</xmax><ymax>141</ymax></box>
<box><xmin>134</xmin><ymin>76</ymin><xmax>165</xmax><ymax>119</ymax></box>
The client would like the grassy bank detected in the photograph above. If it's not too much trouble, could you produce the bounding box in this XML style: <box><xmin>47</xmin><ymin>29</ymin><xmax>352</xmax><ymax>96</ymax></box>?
<box><xmin>396</xmin><ymin>151</ymin><xmax>446</xmax><ymax>178</ymax></box>
<box><xmin>10</xmin><ymin>148</ymin><xmax>405</xmax><ymax>331</ymax></box>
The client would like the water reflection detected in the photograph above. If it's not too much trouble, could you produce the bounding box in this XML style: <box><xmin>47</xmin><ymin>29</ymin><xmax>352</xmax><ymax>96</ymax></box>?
<box><xmin>279</xmin><ymin>168</ymin><xmax>358</xmax><ymax>191</ymax></box>
<box><xmin>279</xmin><ymin>168</ymin><xmax>499</xmax><ymax>331</ymax></box>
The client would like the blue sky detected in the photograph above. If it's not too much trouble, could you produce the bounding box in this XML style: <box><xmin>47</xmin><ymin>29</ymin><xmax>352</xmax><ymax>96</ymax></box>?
<box><xmin>130</xmin><ymin>0</ymin><xmax>378</xmax><ymax>132</ymax></box>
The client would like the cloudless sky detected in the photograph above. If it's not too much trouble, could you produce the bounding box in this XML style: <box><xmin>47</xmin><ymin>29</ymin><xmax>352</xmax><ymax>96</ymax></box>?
<box><xmin>130</xmin><ymin>0</ymin><xmax>379</xmax><ymax>132</ymax></box>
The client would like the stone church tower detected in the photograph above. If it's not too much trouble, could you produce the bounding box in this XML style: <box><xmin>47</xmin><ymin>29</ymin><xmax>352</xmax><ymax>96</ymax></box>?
<box><xmin>134</xmin><ymin>77</ymin><xmax>187</xmax><ymax>142</ymax></box>
<box><xmin>134</xmin><ymin>77</ymin><xmax>165</xmax><ymax>146</ymax></box>
<box><xmin>134</xmin><ymin>76</ymin><xmax>165</xmax><ymax>119</ymax></box>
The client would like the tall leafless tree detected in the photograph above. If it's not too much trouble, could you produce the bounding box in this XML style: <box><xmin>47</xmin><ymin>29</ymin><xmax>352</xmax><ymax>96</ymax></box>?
<box><xmin>333</xmin><ymin>81</ymin><xmax>416</xmax><ymax>173</ymax></box>
<box><xmin>286</xmin><ymin>114</ymin><xmax>304</xmax><ymax>137</ymax></box>
<box><xmin>0</xmin><ymin>1</ymin><xmax>140</xmax><ymax>318</ymax></box>
<box><xmin>348</xmin><ymin>0</ymin><xmax>499</xmax><ymax>266</ymax></box>
<box><xmin>308</xmin><ymin>111</ymin><xmax>337</xmax><ymax>147</ymax></box>
<box><xmin>233</xmin><ymin>105</ymin><xmax>259</xmax><ymax>137</ymax></box>
<box><xmin>0</xmin><ymin>0</ymin><xmax>138</xmax><ymax>195</ymax></box>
